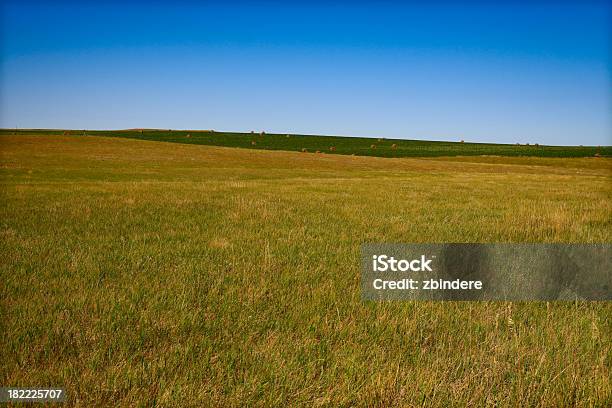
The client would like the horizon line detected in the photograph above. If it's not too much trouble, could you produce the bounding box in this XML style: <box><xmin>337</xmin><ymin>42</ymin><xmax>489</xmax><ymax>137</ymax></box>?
<box><xmin>1</xmin><ymin>128</ymin><xmax>609</xmax><ymax>148</ymax></box>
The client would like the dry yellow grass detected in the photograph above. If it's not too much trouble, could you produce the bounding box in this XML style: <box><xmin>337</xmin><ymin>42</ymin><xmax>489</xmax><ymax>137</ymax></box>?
<box><xmin>0</xmin><ymin>135</ymin><xmax>610</xmax><ymax>406</ymax></box>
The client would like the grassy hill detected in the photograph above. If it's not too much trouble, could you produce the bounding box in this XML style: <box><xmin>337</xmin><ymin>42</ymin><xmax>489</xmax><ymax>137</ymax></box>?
<box><xmin>2</xmin><ymin>128</ymin><xmax>610</xmax><ymax>158</ymax></box>
<box><xmin>1</xmin><ymin>133</ymin><xmax>610</xmax><ymax>406</ymax></box>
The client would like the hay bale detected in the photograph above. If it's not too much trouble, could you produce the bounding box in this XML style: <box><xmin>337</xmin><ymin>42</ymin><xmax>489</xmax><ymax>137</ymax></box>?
<box><xmin>186</xmin><ymin>134</ymin><xmax>191</xmax><ymax>138</ymax></box>
<box><xmin>329</xmin><ymin>146</ymin><xmax>336</xmax><ymax>152</ymax></box>
<box><xmin>251</xmin><ymin>141</ymin><xmax>257</xmax><ymax>146</ymax></box>
<box><xmin>371</xmin><ymin>144</ymin><xmax>377</xmax><ymax>149</ymax></box>
<box><xmin>460</xmin><ymin>139</ymin><xmax>464</xmax><ymax>143</ymax></box>
<box><xmin>315</xmin><ymin>150</ymin><xmax>321</xmax><ymax>154</ymax></box>
<box><xmin>594</xmin><ymin>153</ymin><xmax>601</xmax><ymax>158</ymax></box>
<box><xmin>377</xmin><ymin>138</ymin><xmax>383</xmax><ymax>142</ymax></box>
<box><xmin>301</xmin><ymin>148</ymin><xmax>308</xmax><ymax>152</ymax></box>
<box><xmin>391</xmin><ymin>143</ymin><xmax>397</xmax><ymax>149</ymax></box>
<box><xmin>286</xmin><ymin>134</ymin><xmax>290</xmax><ymax>138</ymax></box>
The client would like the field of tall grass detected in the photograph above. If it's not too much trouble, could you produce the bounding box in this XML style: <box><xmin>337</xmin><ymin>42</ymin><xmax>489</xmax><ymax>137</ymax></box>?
<box><xmin>1</xmin><ymin>134</ymin><xmax>610</xmax><ymax>406</ymax></box>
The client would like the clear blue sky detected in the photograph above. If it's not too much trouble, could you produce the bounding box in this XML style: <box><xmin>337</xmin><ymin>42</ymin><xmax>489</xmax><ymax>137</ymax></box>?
<box><xmin>1</xmin><ymin>1</ymin><xmax>610</xmax><ymax>145</ymax></box>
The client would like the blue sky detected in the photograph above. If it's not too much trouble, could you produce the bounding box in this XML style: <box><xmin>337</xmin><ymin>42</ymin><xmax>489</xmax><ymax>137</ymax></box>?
<box><xmin>1</xmin><ymin>1</ymin><xmax>610</xmax><ymax>145</ymax></box>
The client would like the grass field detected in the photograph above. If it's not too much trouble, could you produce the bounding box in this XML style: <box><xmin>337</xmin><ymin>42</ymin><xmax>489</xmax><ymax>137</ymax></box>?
<box><xmin>1</xmin><ymin>134</ymin><xmax>611</xmax><ymax>406</ymax></box>
<box><xmin>2</xmin><ymin>129</ymin><xmax>610</xmax><ymax>158</ymax></box>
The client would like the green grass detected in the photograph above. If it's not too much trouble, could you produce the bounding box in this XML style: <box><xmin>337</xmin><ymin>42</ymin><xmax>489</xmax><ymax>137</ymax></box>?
<box><xmin>1</xmin><ymin>134</ymin><xmax>611</xmax><ymax>406</ymax></box>
<box><xmin>2</xmin><ymin>128</ymin><xmax>610</xmax><ymax>158</ymax></box>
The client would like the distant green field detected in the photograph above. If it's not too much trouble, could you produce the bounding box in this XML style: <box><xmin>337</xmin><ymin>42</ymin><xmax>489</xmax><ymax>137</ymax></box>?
<box><xmin>2</xmin><ymin>129</ymin><xmax>610</xmax><ymax>158</ymax></box>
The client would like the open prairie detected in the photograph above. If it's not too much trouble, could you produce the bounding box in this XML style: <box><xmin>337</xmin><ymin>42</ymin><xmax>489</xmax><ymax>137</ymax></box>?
<box><xmin>1</xmin><ymin>134</ymin><xmax>611</xmax><ymax>406</ymax></box>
